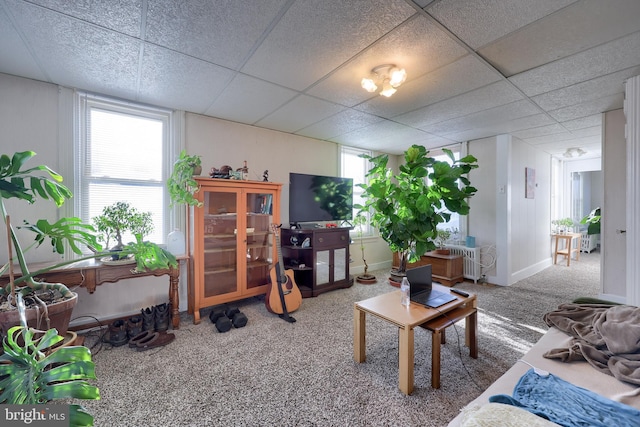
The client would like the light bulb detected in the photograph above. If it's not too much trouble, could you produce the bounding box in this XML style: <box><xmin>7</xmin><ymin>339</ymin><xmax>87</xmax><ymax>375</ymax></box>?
<box><xmin>389</xmin><ymin>68</ymin><xmax>407</xmax><ymax>87</ymax></box>
<box><xmin>361</xmin><ymin>77</ymin><xmax>377</xmax><ymax>93</ymax></box>
<box><xmin>379</xmin><ymin>81</ymin><xmax>396</xmax><ymax>97</ymax></box>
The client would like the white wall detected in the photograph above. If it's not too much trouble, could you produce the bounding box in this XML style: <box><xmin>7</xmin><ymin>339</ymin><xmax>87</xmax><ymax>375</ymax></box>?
<box><xmin>468</xmin><ymin>134</ymin><xmax>551</xmax><ymax>286</ymax></box>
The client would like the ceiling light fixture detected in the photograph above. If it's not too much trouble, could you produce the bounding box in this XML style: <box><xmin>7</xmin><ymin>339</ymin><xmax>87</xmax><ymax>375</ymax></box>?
<box><xmin>361</xmin><ymin>64</ymin><xmax>407</xmax><ymax>98</ymax></box>
<box><xmin>563</xmin><ymin>147</ymin><xmax>587</xmax><ymax>158</ymax></box>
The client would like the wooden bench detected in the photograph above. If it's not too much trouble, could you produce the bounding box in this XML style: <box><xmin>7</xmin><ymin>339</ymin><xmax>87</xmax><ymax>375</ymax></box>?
<box><xmin>419</xmin><ymin>304</ymin><xmax>478</xmax><ymax>388</ymax></box>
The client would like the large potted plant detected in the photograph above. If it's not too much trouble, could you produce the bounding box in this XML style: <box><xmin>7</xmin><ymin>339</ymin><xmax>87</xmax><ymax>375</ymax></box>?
<box><xmin>0</xmin><ymin>151</ymin><xmax>177</xmax><ymax>337</ymax></box>
<box><xmin>0</xmin><ymin>325</ymin><xmax>100</xmax><ymax>426</ymax></box>
<box><xmin>356</xmin><ymin>145</ymin><xmax>478</xmax><ymax>281</ymax></box>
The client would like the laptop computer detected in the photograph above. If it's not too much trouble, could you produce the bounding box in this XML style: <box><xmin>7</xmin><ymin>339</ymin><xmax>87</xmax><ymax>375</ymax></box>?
<box><xmin>406</xmin><ymin>265</ymin><xmax>457</xmax><ymax>308</ymax></box>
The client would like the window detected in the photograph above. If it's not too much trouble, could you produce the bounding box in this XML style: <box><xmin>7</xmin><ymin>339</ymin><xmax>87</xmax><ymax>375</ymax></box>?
<box><xmin>76</xmin><ymin>94</ymin><xmax>174</xmax><ymax>249</ymax></box>
<box><xmin>429</xmin><ymin>146</ymin><xmax>464</xmax><ymax>238</ymax></box>
<box><xmin>340</xmin><ymin>146</ymin><xmax>373</xmax><ymax>236</ymax></box>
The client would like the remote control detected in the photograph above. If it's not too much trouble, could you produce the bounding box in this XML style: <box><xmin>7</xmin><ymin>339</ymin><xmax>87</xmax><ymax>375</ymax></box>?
<box><xmin>450</xmin><ymin>288</ymin><xmax>469</xmax><ymax>297</ymax></box>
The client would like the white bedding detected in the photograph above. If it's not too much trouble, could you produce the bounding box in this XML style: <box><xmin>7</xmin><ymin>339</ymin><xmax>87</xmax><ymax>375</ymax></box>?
<box><xmin>447</xmin><ymin>327</ymin><xmax>640</xmax><ymax>426</ymax></box>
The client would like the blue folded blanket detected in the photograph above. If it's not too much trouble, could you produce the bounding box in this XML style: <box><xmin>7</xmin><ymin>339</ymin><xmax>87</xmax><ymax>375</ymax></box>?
<box><xmin>489</xmin><ymin>369</ymin><xmax>640</xmax><ymax>427</ymax></box>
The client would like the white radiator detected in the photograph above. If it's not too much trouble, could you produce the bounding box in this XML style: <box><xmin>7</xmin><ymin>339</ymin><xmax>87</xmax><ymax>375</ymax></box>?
<box><xmin>444</xmin><ymin>244</ymin><xmax>481</xmax><ymax>283</ymax></box>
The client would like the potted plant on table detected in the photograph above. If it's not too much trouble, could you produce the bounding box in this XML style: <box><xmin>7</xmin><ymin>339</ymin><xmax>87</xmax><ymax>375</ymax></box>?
<box><xmin>0</xmin><ymin>151</ymin><xmax>177</xmax><ymax>338</ymax></box>
<box><xmin>356</xmin><ymin>145</ymin><xmax>478</xmax><ymax>283</ymax></box>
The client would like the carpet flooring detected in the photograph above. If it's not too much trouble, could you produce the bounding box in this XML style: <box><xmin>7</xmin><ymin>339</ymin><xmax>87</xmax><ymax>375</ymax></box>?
<box><xmin>79</xmin><ymin>251</ymin><xmax>601</xmax><ymax>426</ymax></box>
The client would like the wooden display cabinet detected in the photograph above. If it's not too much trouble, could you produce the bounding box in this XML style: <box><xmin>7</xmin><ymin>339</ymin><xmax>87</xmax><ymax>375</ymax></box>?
<box><xmin>189</xmin><ymin>178</ymin><xmax>281</xmax><ymax>324</ymax></box>
<box><xmin>281</xmin><ymin>227</ymin><xmax>353</xmax><ymax>297</ymax></box>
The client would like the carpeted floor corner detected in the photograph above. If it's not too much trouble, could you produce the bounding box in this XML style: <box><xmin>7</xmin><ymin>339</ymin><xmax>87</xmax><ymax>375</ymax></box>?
<box><xmin>78</xmin><ymin>251</ymin><xmax>601</xmax><ymax>426</ymax></box>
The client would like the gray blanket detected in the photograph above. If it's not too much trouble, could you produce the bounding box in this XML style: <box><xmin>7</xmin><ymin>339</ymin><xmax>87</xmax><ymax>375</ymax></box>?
<box><xmin>543</xmin><ymin>303</ymin><xmax>640</xmax><ymax>385</ymax></box>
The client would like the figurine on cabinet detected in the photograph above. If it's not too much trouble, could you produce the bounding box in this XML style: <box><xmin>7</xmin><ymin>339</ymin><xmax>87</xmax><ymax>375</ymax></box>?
<box><xmin>263</xmin><ymin>170</ymin><xmax>269</xmax><ymax>182</ymax></box>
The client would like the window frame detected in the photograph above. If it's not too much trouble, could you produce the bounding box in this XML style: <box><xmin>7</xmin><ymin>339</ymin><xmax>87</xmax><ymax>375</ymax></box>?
<box><xmin>340</xmin><ymin>145</ymin><xmax>374</xmax><ymax>238</ymax></box>
<box><xmin>75</xmin><ymin>92</ymin><xmax>176</xmax><ymax>252</ymax></box>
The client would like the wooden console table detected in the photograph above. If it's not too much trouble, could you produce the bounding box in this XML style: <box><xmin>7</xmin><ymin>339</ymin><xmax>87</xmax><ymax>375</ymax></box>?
<box><xmin>0</xmin><ymin>255</ymin><xmax>188</xmax><ymax>329</ymax></box>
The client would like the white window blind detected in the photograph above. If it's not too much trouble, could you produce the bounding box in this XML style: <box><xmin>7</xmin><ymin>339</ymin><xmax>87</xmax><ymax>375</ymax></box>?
<box><xmin>76</xmin><ymin>94</ymin><xmax>173</xmax><ymax>248</ymax></box>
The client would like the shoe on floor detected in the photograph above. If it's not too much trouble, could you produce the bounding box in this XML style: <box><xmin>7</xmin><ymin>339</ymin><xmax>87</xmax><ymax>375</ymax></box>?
<box><xmin>141</xmin><ymin>306</ymin><xmax>155</xmax><ymax>331</ymax></box>
<box><xmin>155</xmin><ymin>303</ymin><xmax>170</xmax><ymax>332</ymax></box>
<box><xmin>127</xmin><ymin>315</ymin><xmax>143</xmax><ymax>338</ymax></box>
<box><xmin>109</xmin><ymin>319</ymin><xmax>128</xmax><ymax>347</ymax></box>
<box><xmin>135</xmin><ymin>331</ymin><xmax>175</xmax><ymax>351</ymax></box>
<box><xmin>128</xmin><ymin>330</ymin><xmax>155</xmax><ymax>348</ymax></box>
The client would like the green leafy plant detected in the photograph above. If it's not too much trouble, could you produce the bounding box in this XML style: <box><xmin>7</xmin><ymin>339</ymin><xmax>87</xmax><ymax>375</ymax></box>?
<box><xmin>167</xmin><ymin>150</ymin><xmax>203</xmax><ymax>208</ymax></box>
<box><xmin>434</xmin><ymin>228</ymin><xmax>452</xmax><ymax>249</ymax></box>
<box><xmin>0</xmin><ymin>325</ymin><xmax>100</xmax><ymax>426</ymax></box>
<box><xmin>552</xmin><ymin>217</ymin><xmax>575</xmax><ymax>232</ymax></box>
<box><xmin>580</xmin><ymin>207</ymin><xmax>601</xmax><ymax>235</ymax></box>
<box><xmin>356</xmin><ymin>145</ymin><xmax>478</xmax><ymax>275</ymax></box>
<box><xmin>92</xmin><ymin>201</ymin><xmax>154</xmax><ymax>250</ymax></box>
<box><xmin>0</xmin><ymin>151</ymin><xmax>176</xmax><ymax>318</ymax></box>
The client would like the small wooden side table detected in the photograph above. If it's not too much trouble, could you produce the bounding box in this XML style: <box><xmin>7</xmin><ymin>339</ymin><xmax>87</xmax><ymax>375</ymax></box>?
<box><xmin>553</xmin><ymin>233</ymin><xmax>581</xmax><ymax>266</ymax></box>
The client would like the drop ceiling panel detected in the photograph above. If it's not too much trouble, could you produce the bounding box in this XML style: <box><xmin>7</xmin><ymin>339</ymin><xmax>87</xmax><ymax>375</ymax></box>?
<box><xmin>205</xmin><ymin>74</ymin><xmax>298</xmax><ymax>124</ymax></box>
<box><xmin>509</xmin><ymin>31</ymin><xmax>640</xmax><ymax>97</ymax></box>
<box><xmin>138</xmin><ymin>45</ymin><xmax>235</xmax><ymax>113</ymax></box>
<box><xmin>306</xmin><ymin>14</ymin><xmax>469</xmax><ymax>106</ymax></box>
<box><xmin>145</xmin><ymin>0</ymin><xmax>288</xmax><ymax>70</ymax></box>
<box><xmin>479</xmin><ymin>0</ymin><xmax>640</xmax><ymax>76</ymax></box>
<box><xmin>9</xmin><ymin>2</ymin><xmax>140</xmax><ymax>97</ymax></box>
<box><xmin>255</xmin><ymin>95</ymin><xmax>345</xmax><ymax>133</ymax></box>
<box><xmin>531</xmin><ymin>67</ymin><xmax>639</xmax><ymax>111</ymax></box>
<box><xmin>512</xmin><ymin>123</ymin><xmax>569</xmax><ymax>140</ymax></box>
<box><xmin>426</xmin><ymin>0</ymin><xmax>577</xmax><ymax>49</ymax></box>
<box><xmin>562</xmin><ymin>114</ymin><xmax>602</xmax><ymax>131</ymax></box>
<box><xmin>0</xmin><ymin>5</ymin><xmax>48</xmax><ymax>81</ymax></box>
<box><xmin>548</xmin><ymin>93</ymin><xmax>624</xmax><ymax>122</ymax></box>
<box><xmin>241</xmin><ymin>0</ymin><xmax>416</xmax><ymax>90</ymax></box>
<box><xmin>296</xmin><ymin>109</ymin><xmax>383</xmax><ymax>141</ymax></box>
<box><xmin>428</xmin><ymin>100</ymin><xmax>542</xmax><ymax>135</ymax></box>
<box><xmin>330</xmin><ymin>120</ymin><xmax>433</xmax><ymax>154</ymax></box>
<box><xmin>525</xmin><ymin>129</ymin><xmax>601</xmax><ymax>146</ymax></box>
<box><xmin>23</xmin><ymin>0</ymin><xmax>142</xmax><ymax>37</ymax></box>
<box><xmin>396</xmin><ymin>81</ymin><xmax>525</xmax><ymax>130</ymax></box>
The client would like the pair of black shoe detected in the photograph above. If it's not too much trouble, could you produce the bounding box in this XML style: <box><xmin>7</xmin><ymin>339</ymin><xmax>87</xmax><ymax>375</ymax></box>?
<box><xmin>141</xmin><ymin>303</ymin><xmax>170</xmax><ymax>332</ymax></box>
<box><xmin>209</xmin><ymin>305</ymin><xmax>247</xmax><ymax>332</ymax></box>
<box><xmin>108</xmin><ymin>315</ymin><xmax>143</xmax><ymax>347</ymax></box>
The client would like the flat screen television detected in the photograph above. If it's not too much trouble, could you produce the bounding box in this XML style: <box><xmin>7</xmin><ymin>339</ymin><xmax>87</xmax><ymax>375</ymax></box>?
<box><xmin>289</xmin><ymin>172</ymin><xmax>353</xmax><ymax>224</ymax></box>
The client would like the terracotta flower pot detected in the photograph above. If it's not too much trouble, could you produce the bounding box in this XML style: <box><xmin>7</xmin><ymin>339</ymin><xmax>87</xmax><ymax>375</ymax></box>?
<box><xmin>0</xmin><ymin>292</ymin><xmax>78</xmax><ymax>338</ymax></box>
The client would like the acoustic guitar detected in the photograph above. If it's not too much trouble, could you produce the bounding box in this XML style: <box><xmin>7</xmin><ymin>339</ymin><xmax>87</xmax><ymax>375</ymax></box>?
<box><xmin>265</xmin><ymin>224</ymin><xmax>302</xmax><ymax>320</ymax></box>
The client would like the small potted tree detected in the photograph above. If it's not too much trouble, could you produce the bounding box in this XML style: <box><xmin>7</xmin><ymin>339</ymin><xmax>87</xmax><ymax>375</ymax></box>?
<box><xmin>434</xmin><ymin>228</ymin><xmax>452</xmax><ymax>254</ymax></box>
<box><xmin>92</xmin><ymin>201</ymin><xmax>154</xmax><ymax>260</ymax></box>
<box><xmin>353</xmin><ymin>213</ymin><xmax>376</xmax><ymax>284</ymax></box>
<box><xmin>357</xmin><ymin>145</ymin><xmax>478</xmax><ymax>283</ymax></box>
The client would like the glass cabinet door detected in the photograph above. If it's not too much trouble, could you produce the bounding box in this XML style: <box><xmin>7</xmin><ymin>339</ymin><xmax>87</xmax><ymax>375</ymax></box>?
<box><xmin>202</xmin><ymin>190</ymin><xmax>238</xmax><ymax>299</ymax></box>
<box><xmin>245</xmin><ymin>191</ymin><xmax>274</xmax><ymax>289</ymax></box>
